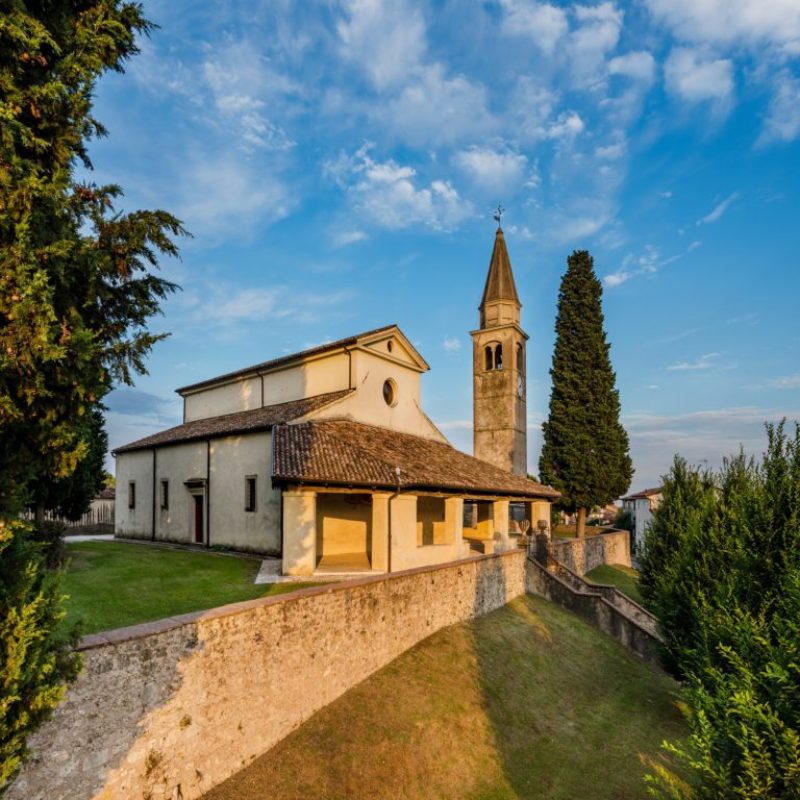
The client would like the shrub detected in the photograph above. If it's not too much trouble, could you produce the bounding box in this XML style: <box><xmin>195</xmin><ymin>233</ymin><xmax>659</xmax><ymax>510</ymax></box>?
<box><xmin>643</xmin><ymin>423</ymin><xmax>800</xmax><ymax>799</ymax></box>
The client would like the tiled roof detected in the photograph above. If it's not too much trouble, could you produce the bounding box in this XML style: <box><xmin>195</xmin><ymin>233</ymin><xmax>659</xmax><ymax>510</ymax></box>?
<box><xmin>96</xmin><ymin>487</ymin><xmax>115</xmax><ymax>500</ymax></box>
<box><xmin>480</xmin><ymin>227</ymin><xmax>520</xmax><ymax>308</ymax></box>
<box><xmin>176</xmin><ymin>324</ymin><xmax>400</xmax><ymax>394</ymax></box>
<box><xmin>621</xmin><ymin>487</ymin><xmax>663</xmax><ymax>501</ymax></box>
<box><xmin>113</xmin><ymin>391</ymin><xmax>352</xmax><ymax>454</ymax></box>
<box><xmin>272</xmin><ymin>419</ymin><xmax>559</xmax><ymax>499</ymax></box>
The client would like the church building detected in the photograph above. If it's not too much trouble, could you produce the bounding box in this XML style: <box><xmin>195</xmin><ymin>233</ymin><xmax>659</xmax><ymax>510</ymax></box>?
<box><xmin>113</xmin><ymin>228</ymin><xmax>557</xmax><ymax>575</ymax></box>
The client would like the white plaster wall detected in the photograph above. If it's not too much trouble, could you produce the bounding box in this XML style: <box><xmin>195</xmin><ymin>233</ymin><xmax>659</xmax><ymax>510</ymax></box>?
<box><xmin>261</xmin><ymin>353</ymin><xmax>350</xmax><ymax>406</ymax></box>
<box><xmin>309</xmin><ymin>349</ymin><xmax>445</xmax><ymax>441</ymax></box>
<box><xmin>634</xmin><ymin>498</ymin><xmax>654</xmax><ymax>551</ymax></box>
<box><xmin>183</xmin><ymin>376</ymin><xmax>261</xmax><ymax>422</ymax></box>
<box><xmin>114</xmin><ymin>450</ymin><xmax>153</xmax><ymax>539</ymax></box>
<box><xmin>183</xmin><ymin>353</ymin><xmax>351</xmax><ymax>423</ymax></box>
<box><xmin>208</xmin><ymin>432</ymin><xmax>280</xmax><ymax>554</ymax></box>
<box><xmin>155</xmin><ymin>442</ymin><xmax>209</xmax><ymax>544</ymax></box>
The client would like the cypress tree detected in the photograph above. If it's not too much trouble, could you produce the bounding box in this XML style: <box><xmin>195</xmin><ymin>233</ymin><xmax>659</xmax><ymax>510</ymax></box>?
<box><xmin>539</xmin><ymin>250</ymin><xmax>632</xmax><ymax>536</ymax></box>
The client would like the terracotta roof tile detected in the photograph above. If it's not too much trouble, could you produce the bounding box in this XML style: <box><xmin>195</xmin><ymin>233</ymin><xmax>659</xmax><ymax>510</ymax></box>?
<box><xmin>273</xmin><ymin>419</ymin><xmax>559</xmax><ymax>499</ymax></box>
<box><xmin>113</xmin><ymin>391</ymin><xmax>352</xmax><ymax>454</ymax></box>
<box><xmin>620</xmin><ymin>487</ymin><xmax>663</xmax><ymax>501</ymax></box>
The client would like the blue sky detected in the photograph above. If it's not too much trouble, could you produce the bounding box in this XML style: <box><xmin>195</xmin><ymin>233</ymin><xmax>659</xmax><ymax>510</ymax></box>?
<box><xmin>96</xmin><ymin>0</ymin><xmax>800</xmax><ymax>489</ymax></box>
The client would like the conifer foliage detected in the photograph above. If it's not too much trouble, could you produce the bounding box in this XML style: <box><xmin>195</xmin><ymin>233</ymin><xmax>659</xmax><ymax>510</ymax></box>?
<box><xmin>1</xmin><ymin>2</ymin><xmax>184</xmax><ymax>788</ymax></box>
<box><xmin>539</xmin><ymin>250</ymin><xmax>632</xmax><ymax>535</ymax></box>
<box><xmin>642</xmin><ymin>424</ymin><xmax>800</xmax><ymax>798</ymax></box>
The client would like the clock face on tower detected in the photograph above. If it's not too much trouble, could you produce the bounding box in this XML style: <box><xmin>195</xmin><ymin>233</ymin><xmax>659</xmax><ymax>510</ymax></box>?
<box><xmin>517</xmin><ymin>374</ymin><xmax>525</xmax><ymax>398</ymax></box>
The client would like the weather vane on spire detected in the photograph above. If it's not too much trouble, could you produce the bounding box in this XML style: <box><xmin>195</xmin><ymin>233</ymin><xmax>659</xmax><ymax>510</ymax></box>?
<box><xmin>493</xmin><ymin>202</ymin><xmax>505</xmax><ymax>228</ymax></box>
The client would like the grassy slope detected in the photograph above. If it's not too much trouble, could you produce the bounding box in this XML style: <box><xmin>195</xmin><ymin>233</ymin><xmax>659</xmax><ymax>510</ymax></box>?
<box><xmin>585</xmin><ymin>564</ymin><xmax>644</xmax><ymax>605</ymax></box>
<box><xmin>63</xmin><ymin>542</ymin><xmax>317</xmax><ymax>634</ymax></box>
<box><xmin>204</xmin><ymin>595</ymin><xmax>684</xmax><ymax>800</ymax></box>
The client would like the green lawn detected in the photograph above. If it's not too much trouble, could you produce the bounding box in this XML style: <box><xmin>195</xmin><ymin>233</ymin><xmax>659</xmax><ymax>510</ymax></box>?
<box><xmin>585</xmin><ymin>564</ymin><xmax>644</xmax><ymax>605</ymax></box>
<box><xmin>204</xmin><ymin>595</ymin><xmax>685</xmax><ymax>800</ymax></box>
<box><xmin>63</xmin><ymin>542</ymin><xmax>319</xmax><ymax>635</ymax></box>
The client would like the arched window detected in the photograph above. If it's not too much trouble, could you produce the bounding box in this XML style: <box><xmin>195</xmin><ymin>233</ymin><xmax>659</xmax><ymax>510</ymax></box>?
<box><xmin>485</xmin><ymin>345</ymin><xmax>493</xmax><ymax>371</ymax></box>
<box><xmin>494</xmin><ymin>344</ymin><xmax>503</xmax><ymax>370</ymax></box>
<box><xmin>516</xmin><ymin>342</ymin><xmax>524</xmax><ymax>372</ymax></box>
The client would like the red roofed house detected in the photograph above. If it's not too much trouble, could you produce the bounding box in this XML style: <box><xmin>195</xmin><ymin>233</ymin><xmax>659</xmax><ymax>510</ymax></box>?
<box><xmin>113</xmin><ymin>228</ymin><xmax>558</xmax><ymax>575</ymax></box>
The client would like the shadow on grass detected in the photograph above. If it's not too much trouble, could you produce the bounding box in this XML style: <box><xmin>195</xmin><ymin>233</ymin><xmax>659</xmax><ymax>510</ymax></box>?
<box><xmin>470</xmin><ymin>565</ymin><xmax>686</xmax><ymax>800</ymax></box>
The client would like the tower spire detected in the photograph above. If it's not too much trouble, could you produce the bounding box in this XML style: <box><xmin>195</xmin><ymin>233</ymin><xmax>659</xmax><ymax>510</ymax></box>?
<box><xmin>479</xmin><ymin>226</ymin><xmax>520</xmax><ymax>327</ymax></box>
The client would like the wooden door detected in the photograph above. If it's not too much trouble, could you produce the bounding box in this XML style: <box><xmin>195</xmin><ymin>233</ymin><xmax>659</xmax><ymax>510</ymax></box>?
<box><xmin>193</xmin><ymin>494</ymin><xmax>204</xmax><ymax>543</ymax></box>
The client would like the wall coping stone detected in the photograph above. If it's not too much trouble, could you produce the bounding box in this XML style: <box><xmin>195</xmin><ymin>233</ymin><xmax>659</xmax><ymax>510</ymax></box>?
<box><xmin>77</xmin><ymin>549</ymin><xmax>522</xmax><ymax>651</ymax></box>
<box><xmin>527</xmin><ymin>557</ymin><xmax>662</xmax><ymax>646</ymax></box>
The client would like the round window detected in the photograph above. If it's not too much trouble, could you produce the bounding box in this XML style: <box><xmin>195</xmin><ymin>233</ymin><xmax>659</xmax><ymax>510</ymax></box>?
<box><xmin>383</xmin><ymin>378</ymin><xmax>397</xmax><ymax>407</ymax></box>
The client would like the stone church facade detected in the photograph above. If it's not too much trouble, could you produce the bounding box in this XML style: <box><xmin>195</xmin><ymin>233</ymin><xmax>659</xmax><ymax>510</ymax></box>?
<box><xmin>113</xmin><ymin>229</ymin><xmax>557</xmax><ymax>575</ymax></box>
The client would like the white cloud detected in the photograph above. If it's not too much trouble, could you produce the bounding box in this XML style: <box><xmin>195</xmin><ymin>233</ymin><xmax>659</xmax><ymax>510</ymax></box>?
<box><xmin>337</xmin><ymin>0</ymin><xmax>427</xmax><ymax>90</ymax></box>
<box><xmin>381</xmin><ymin>64</ymin><xmax>492</xmax><ymax>146</ymax></box>
<box><xmin>443</xmin><ymin>337</ymin><xmax>462</xmax><ymax>353</ymax></box>
<box><xmin>643</xmin><ymin>0</ymin><xmax>800</xmax><ymax>51</ymax></box>
<box><xmin>569</xmin><ymin>2</ymin><xmax>624</xmax><ymax>87</ymax></box>
<box><xmin>758</xmin><ymin>71</ymin><xmax>800</xmax><ymax>146</ymax></box>
<box><xmin>541</xmin><ymin>111</ymin><xmax>586</xmax><ymax>140</ymax></box>
<box><xmin>664</xmin><ymin>47</ymin><xmax>735</xmax><ymax>104</ymax></box>
<box><xmin>771</xmin><ymin>374</ymin><xmax>800</xmax><ymax>389</ymax></box>
<box><xmin>189</xmin><ymin>285</ymin><xmax>354</xmax><ymax>328</ymax></box>
<box><xmin>324</xmin><ymin>144</ymin><xmax>472</xmax><ymax>231</ymax></box>
<box><xmin>608</xmin><ymin>51</ymin><xmax>656</xmax><ymax>84</ymax></box>
<box><xmin>332</xmin><ymin>229</ymin><xmax>368</xmax><ymax>247</ymax></box>
<box><xmin>175</xmin><ymin>157</ymin><xmax>292</xmax><ymax>240</ymax></box>
<box><xmin>696</xmin><ymin>192</ymin><xmax>740</xmax><ymax>225</ymax></box>
<box><xmin>625</xmin><ymin>406</ymin><xmax>800</xmax><ymax>487</ymax></box>
<box><xmin>667</xmin><ymin>352</ymin><xmax>720</xmax><ymax>371</ymax></box>
<box><xmin>603</xmin><ymin>241</ymin><xmax>700</xmax><ymax>287</ymax></box>
<box><xmin>453</xmin><ymin>146</ymin><xmax>528</xmax><ymax>192</ymax></box>
<box><xmin>499</xmin><ymin>0</ymin><xmax>569</xmax><ymax>53</ymax></box>
<box><xmin>595</xmin><ymin>139</ymin><xmax>627</xmax><ymax>160</ymax></box>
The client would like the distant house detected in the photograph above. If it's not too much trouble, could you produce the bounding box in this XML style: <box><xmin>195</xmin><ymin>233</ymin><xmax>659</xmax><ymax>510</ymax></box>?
<box><xmin>620</xmin><ymin>488</ymin><xmax>663</xmax><ymax>551</ymax></box>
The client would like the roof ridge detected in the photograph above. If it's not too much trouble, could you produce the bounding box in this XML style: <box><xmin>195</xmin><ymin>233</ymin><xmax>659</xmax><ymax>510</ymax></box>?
<box><xmin>176</xmin><ymin>324</ymin><xmax>401</xmax><ymax>394</ymax></box>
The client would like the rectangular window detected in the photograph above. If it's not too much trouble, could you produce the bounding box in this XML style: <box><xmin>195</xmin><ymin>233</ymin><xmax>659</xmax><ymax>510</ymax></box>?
<box><xmin>245</xmin><ymin>476</ymin><xmax>257</xmax><ymax>512</ymax></box>
<box><xmin>161</xmin><ymin>479</ymin><xmax>169</xmax><ymax>510</ymax></box>
<box><xmin>128</xmin><ymin>481</ymin><xmax>136</xmax><ymax>509</ymax></box>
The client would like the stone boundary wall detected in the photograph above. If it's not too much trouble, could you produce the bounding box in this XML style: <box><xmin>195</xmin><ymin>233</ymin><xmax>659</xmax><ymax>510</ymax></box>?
<box><xmin>550</xmin><ymin>528</ymin><xmax>631</xmax><ymax>576</ymax></box>
<box><xmin>546</xmin><ymin>559</ymin><xmax>659</xmax><ymax>636</ymax></box>
<box><xmin>525</xmin><ymin>557</ymin><xmax>662</xmax><ymax>664</ymax></box>
<box><xmin>9</xmin><ymin>551</ymin><xmax>526</xmax><ymax>800</ymax></box>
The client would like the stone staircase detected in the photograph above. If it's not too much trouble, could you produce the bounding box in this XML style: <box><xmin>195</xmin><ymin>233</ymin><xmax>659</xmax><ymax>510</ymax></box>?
<box><xmin>525</xmin><ymin>546</ymin><xmax>663</xmax><ymax>664</ymax></box>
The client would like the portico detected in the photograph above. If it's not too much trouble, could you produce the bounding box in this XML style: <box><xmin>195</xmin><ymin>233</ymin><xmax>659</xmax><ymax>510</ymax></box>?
<box><xmin>274</xmin><ymin>418</ymin><xmax>558</xmax><ymax>576</ymax></box>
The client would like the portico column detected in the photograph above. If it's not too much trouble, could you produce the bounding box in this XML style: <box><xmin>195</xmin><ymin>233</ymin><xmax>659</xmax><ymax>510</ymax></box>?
<box><xmin>282</xmin><ymin>489</ymin><xmax>317</xmax><ymax>576</ymax></box>
<box><xmin>526</xmin><ymin>501</ymin><xmax>551</xmax><ymax>530</ymax></box>
<box><xmin>371</xmin><ymin>492</ymin><xmax>391</xmax><ymax>572</ymax></box>
<box><xmin>444</xmin><ymin>497</ymin><xmax>464</xmax><ymax>557</ymax></box>
<box><xmin>492</xmin><ymin>499</ymin><xmax>510</xmax><ymax>550</ymax></box>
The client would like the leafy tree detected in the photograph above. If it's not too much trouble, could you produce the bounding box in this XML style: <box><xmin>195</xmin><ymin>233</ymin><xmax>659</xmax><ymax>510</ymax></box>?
<box><xmin>643</xmin><ymin>423</ymin><xmax>800</xmax><ymax>799</ymax></box>
<box><xmin>0</xmin><ymin>2</ymin><xmax>184</xmax><ymax>789</ymax></box>
<box><xmin>539</xmin><ymin>250</ymin><xmax>632</xmax><ymax>536</ymax></box>
<box><xmin>28</xmin><ymin>406</ymin><xmax>108</xmax><ymax>524</ymax></box>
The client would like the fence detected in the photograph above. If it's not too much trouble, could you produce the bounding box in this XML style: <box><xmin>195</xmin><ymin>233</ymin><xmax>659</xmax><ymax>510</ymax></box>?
<box><xmin>21</xmin><ymin>498</ymin><xmax>115</xmax><ymax>531</ymax></box>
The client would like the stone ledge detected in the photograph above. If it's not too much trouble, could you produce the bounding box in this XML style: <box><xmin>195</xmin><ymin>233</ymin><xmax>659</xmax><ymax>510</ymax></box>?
<box><xmin>77</xmin><ymin>549</ymin><xmax>522</xmax><ymax>651</ymax></box>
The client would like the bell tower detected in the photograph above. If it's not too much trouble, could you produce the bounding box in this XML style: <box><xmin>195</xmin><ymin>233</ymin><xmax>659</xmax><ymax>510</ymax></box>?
<box><xmin>471</xmin><ymin>225</ymin><xmax>528</xmax><ymax>476</ymax></box>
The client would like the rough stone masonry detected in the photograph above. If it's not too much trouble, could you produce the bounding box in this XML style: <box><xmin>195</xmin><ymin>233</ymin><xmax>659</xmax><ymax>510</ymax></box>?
<box><xmin>9</xmin><ymin>551</ymin><xmax>526</xmax><ymax>800</ymax></box>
